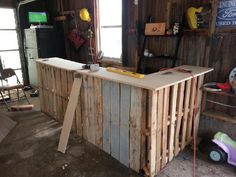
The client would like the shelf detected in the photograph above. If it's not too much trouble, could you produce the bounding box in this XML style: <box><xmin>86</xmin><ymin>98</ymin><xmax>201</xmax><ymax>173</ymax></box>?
<box><xmin>143</xmin><ymin>34</ymin><xmax>180</xmax><ymax>38</ymax></box>
<box><xmin>215</xmin><ymin>27</ymin><xmax>236</xmax><ymax>34</ymax></box>
<box><xmin>202</xmin><ymin>110</ymin><xmax>236</xmax><ymax>124</ymax></box>
<box><xmin>183</xmin><ymin>29</ymin><xmax>209</xmax><ymax>36</ymax></box>
<box><xmin>140</xmin><ymin>55</ymin><xmax>176</xmax><ymax>60</ymax></box>
<box><xmin>203</xmin><ymin>89</ymin><xmax>236</xmax><ymax>98</ymax></box>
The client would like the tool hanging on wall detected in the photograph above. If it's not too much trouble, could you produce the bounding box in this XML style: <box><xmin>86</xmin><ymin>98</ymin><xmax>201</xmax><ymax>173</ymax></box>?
<box><xmin>186</xmin><ymin>4</ymin><xmax>211</xmax><ymax>29</ymax></box>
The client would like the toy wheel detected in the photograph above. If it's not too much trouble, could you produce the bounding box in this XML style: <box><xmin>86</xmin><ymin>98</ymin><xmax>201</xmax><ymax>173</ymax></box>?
<box><xmin>208</xmin><ymin>146</ymin><xmax>227</xmax><ymax>163</ymax></box>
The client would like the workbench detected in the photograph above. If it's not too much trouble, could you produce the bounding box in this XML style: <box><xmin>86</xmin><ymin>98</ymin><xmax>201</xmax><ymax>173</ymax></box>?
<box><xmin>36</xmin><ymin>58</ymin><xmax>213</xmax><ymax>177</ymax></box>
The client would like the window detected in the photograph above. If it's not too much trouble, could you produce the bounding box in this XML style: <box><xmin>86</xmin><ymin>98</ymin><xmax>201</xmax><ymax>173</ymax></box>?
<box><xmin>98</xmin><ymin>0</ymin><xmax>122</xmax><ymax>61</ymax></box>
<box><xmin>0</xmin><ymin>8</ymin><xmax>23</xmax><ymax>84</ymax></box>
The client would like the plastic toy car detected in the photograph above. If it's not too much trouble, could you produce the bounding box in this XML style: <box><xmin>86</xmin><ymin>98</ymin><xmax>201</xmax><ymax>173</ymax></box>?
<box><xmin>208</xmin><ymin>132</ymin><xmax>236</xmax><ymax>166</ymax></box>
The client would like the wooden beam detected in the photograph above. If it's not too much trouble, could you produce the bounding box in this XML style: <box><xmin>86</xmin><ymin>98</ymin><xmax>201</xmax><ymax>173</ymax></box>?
<box><xmin>58</xmin><ymin>74</ymin><xmax>82</xmax><ymax>153</ymax></box>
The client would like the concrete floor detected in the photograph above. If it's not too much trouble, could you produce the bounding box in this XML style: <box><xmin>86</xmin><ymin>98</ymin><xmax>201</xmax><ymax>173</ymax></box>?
<box><xmin>0</xmin><ymin>93</ymin><xmax>235</xmax><ymax>177</ymax></box>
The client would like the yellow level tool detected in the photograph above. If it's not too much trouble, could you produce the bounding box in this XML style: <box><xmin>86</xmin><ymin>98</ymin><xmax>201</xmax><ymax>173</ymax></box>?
<box><xmin>106</xmin><ymin>67</ymin><xmax>145</xmax><ymax>79</ymax></box>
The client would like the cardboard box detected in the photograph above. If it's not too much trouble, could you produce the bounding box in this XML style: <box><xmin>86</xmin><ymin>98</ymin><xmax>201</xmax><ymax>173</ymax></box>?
<box><xmin>145</xmin><ymin>23</ymin><xmax>166</xmax><ymax>35</ymax></box>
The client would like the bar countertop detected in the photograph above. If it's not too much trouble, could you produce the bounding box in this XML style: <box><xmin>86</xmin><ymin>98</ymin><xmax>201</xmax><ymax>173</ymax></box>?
<box><xmin>36</xmin><ymin>57</ymin><xmax>213</xmax><ymax>91</ymax></box>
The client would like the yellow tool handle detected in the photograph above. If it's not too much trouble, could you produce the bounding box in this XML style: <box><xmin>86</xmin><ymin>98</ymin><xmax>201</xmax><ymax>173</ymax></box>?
<box><xmin>106</xmin><ymin>67</ymin><xmax>145</xmax><ymax>79</ymax></box>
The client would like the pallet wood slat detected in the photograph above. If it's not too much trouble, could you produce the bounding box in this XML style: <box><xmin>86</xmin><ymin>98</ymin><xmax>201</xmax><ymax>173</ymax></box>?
<box><xmin>94</xmin><ymin>78</ymin><xmax>103</xmax><ymax>148</ymax></box>
<box><xmin>110</xmin><ymin>82</ymin><xmax>120</xmax><ymax>160</ymax></box>
<box><xmin>102</xmin><ymin>80</ymin><xmax>111</xmax><ymax>154</ymax></box>
<box><xmin>174</xmin><ymin>82</ymin><xmax>185</xmax><ymax>155</ymax></box>
<box><xmin>130</xmin><ymin>87</ymin><xmax>142</xmax><ymax>172</ymax></box>
<box><xmin>36</xmin><ymin>59</ymin><xmax>211</xmax><ymax>177</ymax></box>
<box><xmin>168</xmin><ymin>84</ymin><xmax>178</xmax><ymax>161</ymax></box>
<box><xmin>119</xmin><ymin>84</ymin><xmax>131</xmax><ymax>167</ymax></box>
<box><xmin>156</xmin><ymin>89</ymin><xmax>163</xmax><ymax>172</ymax></box>
<box><xmin>161</xmin><ymin>87</ymin><xmax>170</xmax><ymax>168</ymax></box>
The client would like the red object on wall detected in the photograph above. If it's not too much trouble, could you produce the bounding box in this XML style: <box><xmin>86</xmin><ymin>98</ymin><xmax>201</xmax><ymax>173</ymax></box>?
<box><xmin>67</xmin><ymin>29</ymin><xmax>85</xmax><ymax>49</ymax></box>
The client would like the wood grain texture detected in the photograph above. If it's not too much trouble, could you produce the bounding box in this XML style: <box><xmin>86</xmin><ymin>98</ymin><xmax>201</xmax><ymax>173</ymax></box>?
<box><xmin>102</xmin><ymin>80</ymin><xmax>111</xmax><ymax>154</ymax></box>
<box><xmin>174</xmin><ymin>82</ymin><xmax>185</xmax><ymax>155</ymax></box>
<box><xmin>94</xmin><ymin>78</ymin><xmax>103</xmax><ymax>148</ymax></box>
<box><xmin>130</xmin><ymin>87</ymin><xmax>143</xmax><ymax>172</ymax></box>
<box><xmin>156</xmin><ymin>89</ymin><xmax>164</xmax><ymax>172</ymax></box>
<box><xmin>181</xmin><ymin>80</ymin><xmax>191</xmax><ymax>150</ymax></box>
<box><xmin>58</xmin><ymin>75</ymin><xmax>82</xmax><ymax>153</ymax></box>
<box><xmin>119</xmin><ymin>84</ymin><xmax>131</xmax><ymax>167</ymax></box>
<box><xmin>110</xmin><ymin>82</ymin><xmax>120</xmax><ymax>160</ymax></box>
<box><xmin>148</xmin><ymin>90</ymin><xmax>158</xmax><ymax>177</ymax></box>
<box><xmin>168</xmin><ymin>84</ymin><xmax>178</xmax><ymax>161</ymax></box>
<box><xmin>161</xmin><ymin>87</ymin><xmax>170</xmax><ymax>168</ymax></box>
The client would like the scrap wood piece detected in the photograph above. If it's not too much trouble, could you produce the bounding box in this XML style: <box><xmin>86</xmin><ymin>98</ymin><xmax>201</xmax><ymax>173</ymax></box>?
<box><xmin>11</xmin><ymin>104</ymin><xmax>34</xmax><ymax>111</ymax></box>
<box><xmin>58</xmin><ymin>74</ymin><xmax>82</xmax><ymax>153</ymax></box>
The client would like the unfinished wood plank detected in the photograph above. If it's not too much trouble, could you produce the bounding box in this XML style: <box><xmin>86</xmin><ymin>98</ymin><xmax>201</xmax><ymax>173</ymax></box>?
<box><xmin>119</xmin><ymin>84</ymin><xmax>131</xmax><ymax>167</ymax></box>
<box><xmin>148</xmin><ymin>90</ymin><xmax>158</xmax><ymax>177</ymax></box>
<box><xmin>102</xmin><ymin>80</ymin><xmax>111</xmax><ymax>154</ymax></box>
<box><xmin>181</xmin><ymin>80</ymin><xmax>191</xmax><ymax>150</ymax></box>
<box><xmin>195</xmin><ymin>76</ymin><xmax>204</xmax><ymax>135</ymax></box>
<box><xmin>174</xmin><ymin>82</ymin><xmax>185</xmax><ymax>155</ymax></box>
<box><xmin>110</xmin><ymin>82</ymin><xmax>120</xmax><ymax>160</ymax></box>
<box><xmin>58</xmin><ymin>75</ymin><xmax>82</xmax><ymax>153</ymax></box>
<box><xmin>187</xmin><ymin>78</ymin><xmax>197</xmax><ymax>141</ymax></box>
<box><xmin>87</xmin><ymin>76</ymin><xmax>96</xmax><ymax>144</ymax></box>
<box><xmin>156</xmin><ymin>89</ymin><xmax>164</xmax><ymax>172</ymax></box>
<box><xmin>82</xmin><ymin>75</ymin><xmax>89</xmax><ymax>140</ymax></box>
<box><xmin>130</xmin><ymin>87</ymin><xmax>143</xmax><ymax>172</ymax></box>
<box><xmin>161</xmin><ymin>87</ymin><xmax>170</xmax><ymax>168</ymax></box>
<box><xmin>140</xmin><ymin>90</ymin><xmax>147</xmax><ymax>170</ymax></box>
<box><xmin>94</xmin><ymin>78</ymin><xmax>103</xmax><ymax>148</ymax></box>
<box><xmin>168</xmin><ymin>84</ymin><xmax>178</xmax><ymax>161</ymax></box>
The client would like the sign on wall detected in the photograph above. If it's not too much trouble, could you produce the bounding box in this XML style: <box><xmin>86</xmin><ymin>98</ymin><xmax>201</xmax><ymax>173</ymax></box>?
<box><xmin>216</xmin><ymin>0</ymin><xmax>236</xmax><ymax>26</ymax></box>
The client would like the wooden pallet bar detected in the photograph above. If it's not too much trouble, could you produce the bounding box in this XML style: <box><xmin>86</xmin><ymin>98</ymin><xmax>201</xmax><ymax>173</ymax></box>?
<box><xmin>36</xmin><ymin>58</ymin><xmax>213</xmax><ymax>177</ymax></box>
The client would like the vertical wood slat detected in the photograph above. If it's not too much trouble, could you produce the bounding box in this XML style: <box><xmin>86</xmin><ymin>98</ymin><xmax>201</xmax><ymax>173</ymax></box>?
<box><xmin>119</xmin><ymin>84</ymin><xmax>131</xmax><ymax>167</ymax></box>
<box><xmin>187</xmin><ymin>78</ymin><xmax>197</xmax><ymax>141</ymax></box>
<box><xmin>87</xmin><ymin>76</ymin><xmax>96</xmax><ymax>144</ymax></box>
<box><xmin>181</xmin><ymin>80</ymin><xmax>191</xmax><ymax>150</ymax></box>
<box><xmin>130</xmin><ymin>87</ymin><xmax>142</xmax><ymax>172</ymax></box>
<box><xmin>148</xmin><ymin>90</ymin><xmax>158</xmax><ymax>177</ymax></box>
<box><xmin>174</xmin><ymin>82</ymin><xmax>185</xmax><ymax>155</ymax></box>
<box><xmin>140</xmin><ymin>90</ymin><xmax>147</xmax><ymax>170</ymax></box>
<box><xmin>194</xmin><ymin>76</ymin><xmax>204</xmax><ymax>135</ymax></box>
<box><xmin>110</xmin><ymin>82</ymin><xmax>120</xmax><ymax>160</ymax></box>
<box><xmin>82</xmin><ymin>75</ymin><xmax>89</xmax><ymax>140</ymax></box>
<box><xmin>94</xmin><ymin>78</ymin><xmax>103</xmax><ymax>148</ymax></box>
<box><xmin>161</xmin><ymin>87</ymin><xmax>170</xmax><ymax>168</ymax></box>
<box><xmin>168</xmin><ymin>84</ymin><xmax>178</xmax><ymax>161</ymax></box>
<box><xmin>102</xmin><ymin>80</ymin><xmax>111</xmax><ymax>154</ymax></box>
<box><xmin>156</xmin><ymin>89</ymin><xmax>164</xmax><ymax>172</ymax></box>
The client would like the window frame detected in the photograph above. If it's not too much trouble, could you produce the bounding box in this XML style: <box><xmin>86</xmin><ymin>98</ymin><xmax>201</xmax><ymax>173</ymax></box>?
<box><xmin>0</xmin><ymin>7</ymin><xmax>23</xmax><ymax>83</ymax></box>
<box><xmin>97</xmin><ymin>0</ymin><xmax>123</xmax><ymax>62</ymax></box>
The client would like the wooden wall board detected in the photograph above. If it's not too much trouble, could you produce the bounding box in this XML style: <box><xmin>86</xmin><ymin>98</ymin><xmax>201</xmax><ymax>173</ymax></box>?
<box><xmin>148</xmin><ymin>90</ymin><xmax>158</xmax><ymax>177</ymax></box>
<box><xmin>130</xmin><ymin>87</ymin><xmax>142</xmax><ymax>172</ymax></box>
<box><xmin>119</xmin><ymin>84</ymin><xmax>131</xmax><ymax>167</ymax></box>
<box><xmin>161</xmin><ymin>87</ymin><xmax>170</xmax><ymax>168</ymax></box>
<box><xmin>94</xmin><ymin>78</ymin><xmax>103</xmax><ymax>148</ymax></box>
<box><xmin>168</xmin><ymin>84</ymin><xmax>178</xmax><ymax>161</ymax></box>
<box><xmin>110</xmin><ymin>82</ymin><xmax>120</xmax><ymax>160</ymax></box>
<box><xmin>102</xmin><ymin>80</ymin><xmax>111</xmax><ymax>154</ymax></box>
<box><xmin>181</xmin><ymin>80</ymin><xmax>191</xmax><ymax>150</ymax></box>
<box><xmin>174</xmin><ymin>82</ymin><xmax>185</xmax><ymax>155</ymax></box>
<box><xmin>156</xmin><ymin>89</ymin><xmax>164</xmax><ymax>172</ymax></box>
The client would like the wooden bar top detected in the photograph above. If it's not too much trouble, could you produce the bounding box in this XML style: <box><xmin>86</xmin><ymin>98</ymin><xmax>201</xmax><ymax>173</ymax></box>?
<box><xmin>36</xmin><ymin>57</ymin><xmax>213</xmax><ymax>91</ymax></box>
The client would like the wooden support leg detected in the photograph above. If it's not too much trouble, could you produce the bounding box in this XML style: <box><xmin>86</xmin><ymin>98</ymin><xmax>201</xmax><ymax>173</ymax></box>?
<box><xmin>58</xmin><ymin>74</ymin><xmax>82</xmax><ymax>153</ymax></box>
